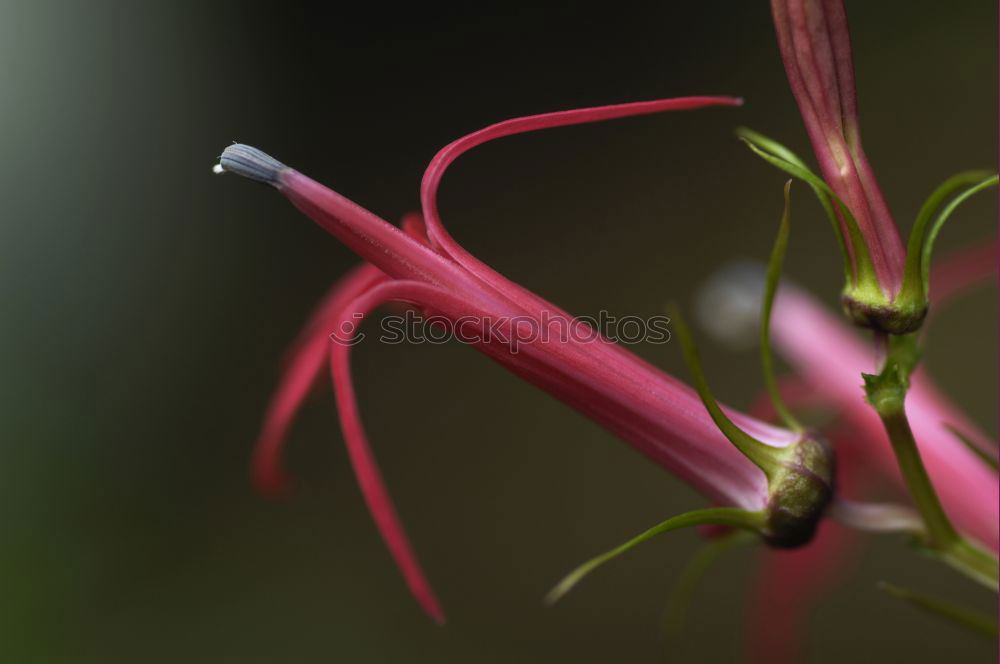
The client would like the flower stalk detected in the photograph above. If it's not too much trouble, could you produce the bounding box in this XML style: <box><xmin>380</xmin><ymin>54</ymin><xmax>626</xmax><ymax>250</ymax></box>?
<box><xmin>863</xmin><ymin>334</ymin><xmax>998</xmax><ymax>588</ymax></box>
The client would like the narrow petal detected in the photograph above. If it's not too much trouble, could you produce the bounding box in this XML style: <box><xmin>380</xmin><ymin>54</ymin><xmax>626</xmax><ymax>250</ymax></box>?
<box><xmin>400</xmin><ymin>212</ymin><xmax>435</xmax><ymax>249</ymax></box>
<box><xmin>328</xmin><ymin>280</ymin><xmax>450</xmax><ymax>623</ymax></box>
<box><xmin>252</xmin><ymin>263</ymin><xmax>386</xmax><ymax>494</ymax></box>
<box><xmin>419</xmin><ymin>97</ymin><xmax>743</xmax><ymax>314</ymax></box>
<box><xmin>278</xmin><ymin>169</ymin><xmax>524</xmax><ymax>317</ymax></box>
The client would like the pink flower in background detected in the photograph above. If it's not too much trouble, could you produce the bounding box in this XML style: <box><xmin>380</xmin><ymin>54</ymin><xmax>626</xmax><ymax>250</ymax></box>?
<box><xmin>700</xmin><ymin>263</ymin><xmax>997</xmax><ymax>552</ymax></box>
<box><xmin>699</xmin><ymin>244</ymin><xmax>996</xmax><ymax>664</ymax></box>
<box><xmin>216</xmin><ymin>98</ymin><xmax>835</xmax><ymax>621</ymax></box>
<box><xmin>770</xmin><ymin>284</ymin><xmax>998</xmax><ymax>551</ymax></box>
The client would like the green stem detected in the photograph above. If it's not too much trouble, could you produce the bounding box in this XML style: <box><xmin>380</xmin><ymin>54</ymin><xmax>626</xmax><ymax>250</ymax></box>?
<box><xmin>878</xmin><ymin>409</ymin><xmax>958</xmax><ymax>548</ymax></box>
<box><xmin>864</xmin><ymin>334</ymin><xmax>998</xmax><ymax>589</ymax></box>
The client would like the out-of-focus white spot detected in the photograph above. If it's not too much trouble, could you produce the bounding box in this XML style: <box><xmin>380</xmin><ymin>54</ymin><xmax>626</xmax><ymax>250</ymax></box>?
<box><xmin>695</xmin><ymin>261</ymin><xmax>767</xmax><ymax>350</ymax></box>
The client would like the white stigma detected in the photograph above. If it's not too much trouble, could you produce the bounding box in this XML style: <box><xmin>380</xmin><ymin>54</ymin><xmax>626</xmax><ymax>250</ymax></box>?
<box><xmin>213</xmin><ymin>144</ymin><xmax>287</xmax><ymax>186</ymax></box>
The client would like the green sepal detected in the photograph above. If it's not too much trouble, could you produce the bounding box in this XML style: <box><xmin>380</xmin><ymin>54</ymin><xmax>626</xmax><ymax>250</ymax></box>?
<box><xmin>919</xmin><ymin>538</ymin><xmax>1000</xmax><ymax>591</ymax></box>
<box><xmin>736</xmin><ymin>127</ymin><xmax>879</xmax><ymax>293</ymax></box>
<box><xmin>899</xmin><ymin>171</ymin><xmax>998</xmax><ymax>304</ymax></box>
<box><xmin>920</xmin><ymin>175</ymin><xmax>998</xmax><ymax>289</ymax></box>
<box><xmin>760</xmin><ymin>181</ymin><xmax>803</xmax><ymax>432</ymax></box>
<box><xmin>662</xmin><ymin>531</ymin><xmax>754</xmax><ymax>644</ymax></box>
<box><xmin>670</xmin><ymin>304</ymin><xmax>784</xmax><ymax>479</ymax></box>
<box><xmin>545</xmin><ymin>508</ymin><xmax>766</xmax><ymax>604</ymax></box>
<box><xmin>878</xmin><ymin>581</ymin><xmax>998</xmax><ymax>636</ymax></box>
<box><xmin>942</xmin><ymin>423</ymin><xmax>999</xmax><ymax>471</ymax></box>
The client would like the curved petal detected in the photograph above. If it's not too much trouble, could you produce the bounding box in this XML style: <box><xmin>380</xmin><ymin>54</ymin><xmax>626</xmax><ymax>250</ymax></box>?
<box><xmin>328</xmin><ymin>280</ymin><xmax>450</xmax><ymax>623</ymax></box>
<box><xmin>251</xmin><ymin>263</ymin><xmax>386</xmax><ymax>494</ymax></box>
<box><xmin>419</xmin><ymin>97</ymin><xmax>743</xmax><ymax>315</ymax></box>
<box><xmin>400</xmin><ymin>211</ymin><xmax>436</xmax><ymax>249</ymax></box>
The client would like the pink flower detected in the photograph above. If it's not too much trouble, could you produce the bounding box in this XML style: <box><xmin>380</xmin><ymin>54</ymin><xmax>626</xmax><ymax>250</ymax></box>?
<box><xmin>772</xmin><ymin>0</ymin><xmax>903</xmax><ymax>290</ymax></box>
<box><xmin>770</xmin><ymin>0</ymin><xmax>918</xmax><ymax>330</ymax></box>
<box><xmin>755</xmin><ymin>0</ymin><xmax>999</xmax><ymax>339</ymax></box>
<box><xmin>215</xmin><ymin>98</ymin><xmax>834</xmax><ymax>620</ymax></box>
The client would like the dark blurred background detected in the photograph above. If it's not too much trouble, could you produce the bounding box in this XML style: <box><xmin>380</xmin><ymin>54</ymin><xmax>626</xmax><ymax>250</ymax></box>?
<box><xmin>1</xmin><ymin>1</ymin><xmax>995</xmax><ymax>661</ymax></box>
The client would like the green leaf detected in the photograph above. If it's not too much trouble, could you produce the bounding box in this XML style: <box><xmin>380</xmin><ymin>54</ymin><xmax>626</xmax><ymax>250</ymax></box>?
<box><xmin>900</xmin><ymin>170</ymin><xmax>995</xmax><ymax>302</ymax></box>
<box><xmin>546</xmin><ymin>507</ymin><xmax>765</xmax><ymax>605</ymax></box>
<box><xmin>662</xmin><ymin>531</ymin><xmax>753</xmax><ymax>645</ymax></box>
<box><xmin>942</xmin><ymin>423</ymin><xmax>999</xmax><ymax>471</ymax></box>
<box><xmin>760</xmin><ymin>181</ymin><xmax>803</xmax><ymax>432</ymax></box>
<box><xmin>878</xmin><ymin>581</ymin><xmax>997</xmax><ymax>637</ymax></box>
<box><xmin>670</xmin><ymin>305</ymin><xmax>784</xmax><ymax>478</ymax></box>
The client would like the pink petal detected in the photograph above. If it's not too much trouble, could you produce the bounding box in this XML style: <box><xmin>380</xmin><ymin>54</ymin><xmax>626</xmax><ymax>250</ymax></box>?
<box><xmin>329</xmin><ymin>280</ymin><xmax>451</xmax><ymax>624</ymax></box>
<box><xmin>746</xmin><ymin>436</ymin><xmax>866</xmax><ymax>664</ymax></box>
<box><xmin>278</xmin><ymin>170</ymin><xmax>523</xmax><ymax>317</ymax></box>
<box><xmin>342</xmin><ymin>280</ymin><xmax>777</xmax><ymax>512</ymax></box>
<box><xmin>929</xmin><ymin>239</ymin><xmax>997</xmax><ymax>308</ymax></box>
<box><xmin>772</xmin><ymin>0</ymin><xmax>905</xmax><ymax>293</ymax></box>
<box><xmin>772</xmin><ymin>285</ymin><xmax>999</xmax><ymax>550</ymax></box>
<box><xmin>251</xmin><ymin>263</ymin><xmax>386</xmax><ymax>494</ymax></box>
<box><xmin>400</xmin><ymin>212</ymin><xmax>435</xmax><ymax>249</ymax></box>
<box><xmin>419</xmin><ymin>96</ymin><xmax>743</xmax><ymax>315</ymax></box>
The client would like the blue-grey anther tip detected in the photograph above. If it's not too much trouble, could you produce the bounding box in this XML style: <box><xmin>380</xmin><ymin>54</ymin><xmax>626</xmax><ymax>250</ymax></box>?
<box><xmin>215</xmin><ymin>144</ymin><xmax>287</xmax><ymax>185</ymax></box>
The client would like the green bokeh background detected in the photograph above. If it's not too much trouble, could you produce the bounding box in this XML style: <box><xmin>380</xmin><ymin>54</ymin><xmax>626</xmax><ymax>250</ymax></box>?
<box><xmin>2</xmin><ymin>1</ymin><xmax>995</xmax><ymax>661</ymax></box>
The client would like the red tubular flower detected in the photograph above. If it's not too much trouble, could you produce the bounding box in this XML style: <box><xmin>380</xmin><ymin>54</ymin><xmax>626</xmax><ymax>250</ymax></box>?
<box><xmin>772</xmin><ymin>0</ymin><xmax>904</xmax><ymax>292</ymax></box>
<box><xmin>216</xmin><ymin>98</ymin><xmax>835</xmax><ymax>620</ymax></box>
<box><xmin>769</xmin><ymin>0</ymin><xmax>919</xmax><ymax>331</ymax></box>
<box><xmin>752</xmin><ymin>0</ymin><xmax>999</xmax><ymax>335</ymax></box>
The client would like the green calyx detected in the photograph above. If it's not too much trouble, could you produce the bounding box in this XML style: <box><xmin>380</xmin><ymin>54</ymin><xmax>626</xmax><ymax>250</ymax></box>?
<box><xmin>737</xmin><ymin>128</ymin><xmax>996</xmax><ymax>336</ymax></box>
<box><xmin>763</xmin><ymin>433</ymin><xmax>836</xmax><ymax>547</ymax></box>
<box><xmin>840</xmin><ymin>281</ymin><xmax>927</xmax><ymax>336</ymax></box>
<box><xmin>672</xmin><ymin>305</ymin><xmax>835</xmax><ymax>548</ymax></box>
<box><xmin>756</xmin><ymin>182</ymin><xmax>835</xmax><ymax>545</ymax></box>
